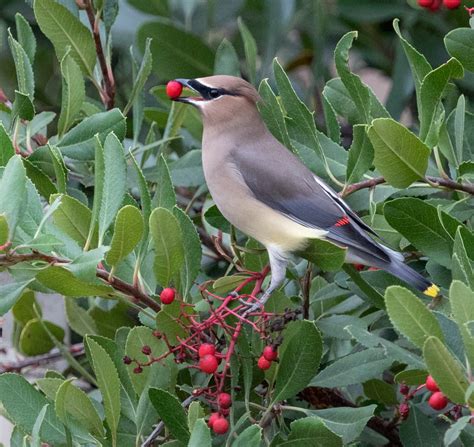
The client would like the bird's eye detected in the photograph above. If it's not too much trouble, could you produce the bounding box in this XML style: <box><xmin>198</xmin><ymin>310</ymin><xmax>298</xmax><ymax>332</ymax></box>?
<box><xmin>209</xmin><ymin>88</ymin><xmax>221</xmax><ymax>99</ymax></box>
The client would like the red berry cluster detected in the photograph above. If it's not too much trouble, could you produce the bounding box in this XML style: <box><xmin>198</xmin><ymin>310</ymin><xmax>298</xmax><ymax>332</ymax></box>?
<box><xmin>257</xmin><ymin>345</ymin><xmax>278</xmax><ymax>370</ymax></box>
<box><xmin>397</xmin><ymin>375</ymin><xmax>451</xmax><ymax>420</ymax></box>
<box><xmin>417</xmin><ymin>0</ymin><xmax>461</xmax><ymax>11</ymax></box>
<box><xmin>121</xmin><ymin>268</ymin><xmax>293</xmax><ymax>436</ymax></box>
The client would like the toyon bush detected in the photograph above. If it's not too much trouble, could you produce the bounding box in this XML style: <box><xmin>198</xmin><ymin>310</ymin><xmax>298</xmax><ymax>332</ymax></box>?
<box><xmin>0</xmin><ymin>0</ymin><xmax>473</xmax><ymax>446</ymax></box>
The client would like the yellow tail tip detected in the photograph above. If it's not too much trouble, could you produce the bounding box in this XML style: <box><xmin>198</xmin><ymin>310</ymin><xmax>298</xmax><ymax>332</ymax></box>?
<box><xmin>424</xmin><ymin>284</ymin><xmax>440</xmax><ymax>298</ymax></box>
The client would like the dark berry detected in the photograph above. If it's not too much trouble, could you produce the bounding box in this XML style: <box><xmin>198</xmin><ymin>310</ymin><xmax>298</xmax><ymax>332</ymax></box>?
<box><xmin>399</xmin><ymin>402</ymin><xmax>410</xmax><ymax>419</ymax></box>
<box><xmin>122</xmin><ymin>355</ymin><xmax>132</xmax><ymax>365</ymax></box>
<box><xmin>399</xmin><ymin>384</ymin><xmax>410</xmax><ymax>395</ymax></box>
<box><xmin>133</xmin><ymin>366</ymin><xmax>143</xmax><ymax>374</ymax></box>
<box><xmin>141</xmin><ymin>345</ymin><xmax>152</xmax><ymax>355</ymax></box>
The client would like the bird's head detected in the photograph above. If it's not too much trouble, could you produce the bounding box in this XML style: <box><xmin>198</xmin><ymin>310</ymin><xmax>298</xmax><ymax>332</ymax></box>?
<box><xmin>171</xmin><ymin>75</ymin><xmax>261</xmax><ymax>124</ymax></box>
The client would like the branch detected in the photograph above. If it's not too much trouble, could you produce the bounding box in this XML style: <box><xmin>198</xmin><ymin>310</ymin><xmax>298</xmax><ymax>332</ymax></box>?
<box><xmin>84</xmin><ymin>0</ymin><xmax>115</xmax><ymax>109</ymax></box>
<box><xmin>0</xmin><ymin>252</ymin><xmax>161</xmax><ymax>312</ymax></box>
<box><xmin>341</xmin><ymin>175</ymin><xmax>474</xmax><ymax>197</ymax></box>
<box><xmin>0</xmin><ymin>343</ymin><xmax>84</xmax><ymax>374</ymax></box>
<box><xmin>300</xmin><ymin>387</ymin><xmax>401</xmax><ymax>446</ymax></box>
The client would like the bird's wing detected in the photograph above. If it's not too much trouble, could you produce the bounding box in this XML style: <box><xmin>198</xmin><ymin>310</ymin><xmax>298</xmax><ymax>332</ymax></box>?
<box><xmin>232</xmin><ymin>147</ymin><xmax>390</xmax><ymax>262</ymax></box>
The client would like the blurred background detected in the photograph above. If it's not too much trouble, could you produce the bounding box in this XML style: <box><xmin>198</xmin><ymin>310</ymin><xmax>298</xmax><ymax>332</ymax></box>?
<box><xmin>1</xmin><ymin>0</ymin><xmax>473</xmax><ymax>136</ymax></box>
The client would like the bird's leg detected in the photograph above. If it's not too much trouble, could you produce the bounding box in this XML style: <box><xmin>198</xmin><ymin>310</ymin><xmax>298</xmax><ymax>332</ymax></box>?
<box><xmin>242</xmin><ymin>248</ymin><xmax>288</xmax><ymax>316</ymax></box>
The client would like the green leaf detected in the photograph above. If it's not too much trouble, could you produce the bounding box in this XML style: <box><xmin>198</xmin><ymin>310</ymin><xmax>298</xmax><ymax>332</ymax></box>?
<box><xmin>58</xmin><ymin>51</ymin><xmax>85</xmax><ymax>136</ymax></box>
<box><xmin>148</xmin><ymin>388</ymin><xmax>190</xmax><ymax>444</ymax></box>
<box><xmin>48</xmin><ymin>145</ymin><xmax>67</xmax><ymax>194</ymax></box>
<box><xmin>399</xmin><ymin>406</ymin><xmax>441</xmax><ymax>447</ymax></box>
<box><xmin>36</xmin><ymin>266</ymin><xmax>112</xmax><ymax>297</ymax></box>
<box><xmin>384</xmin><ymin>198</ymin><xmax>459</xmax><ymax>268</ymax></box>
<box><xmin>34</xmin><ymin>0</ymin><xmax>96</xmax><ymax>76</ymax></box>
<box><xmin>20</xmin><ymin>319</ymin><xmax>65</xmax><ymax>356</ymax></box>
<box><xmin>311</xmin><ymin>348</ymin><xmax>392</xmax><ymax>388</ymax></box>
<box><xmin>64</xmin><ymin>298</ymin><xmax>98</xmax><ymax>337</ymax></box>
<box><xmin>419</xmin><ymin>58</ymin><xmax>463</xmax><ymax>146</ymax></box>
<box><xmin>453</xmin><ymin>227</ymin><xmax>474</xmax><ymax>289</ymax></box>
<box><xmin>214</xmin><ymin>38</ymin><xmax>240</xmax><ymax>76</ymax></box>
<box><xmin>31</xmin><ymin>404</ymin><xmax>48</xmax><ymax>447</ymax></box>
<box><xmin>0</xmin><ymin>123</ymin><xmax>15</xmax><ymax>166</ymax></box>
<box><xmin>280</xmin><ymin>417</ymin><xmax>342</xmax><ymax>447</ymax></box>
<box><xmin>334</xmin><ymin>32</ymin><xmax>388</xmax><ymax>124</ymax></box>
<box><xmin>0</xmin><ymin>373</ymin><xmax>66</xmax><ymax>445</ymax></box>
<box><xmin>124</xmin><ymin>326</ymin><xmax>171</xmax><ymax>395</ymax></box>
<box><xmin>0</xmin><ymin>214</ymin><xmax>8</xmax><ymax>247</ymax></box>
<box><xmin>99</xmin><ymin>133</ymin><xmax>127</xmax><ymax>245</ymax></box>
<box><xmin>23</xmin><ymin>159</ymin><xmax>57</xmax><ymax>199</ymax></box>
<box><xmin>273</xmin><ymin>320</ymin><xmax>323</xmax><ymax>402</ymax></box>
<box><xmin>51</xmin><ymin>194</ymin><xmax>95</xmax><ymax>246</ymax></box>
<box><xmin>149</xmin><ymin>207</ymin><xmax>184</xmax><ymax>287</ymax></box>
<box><xmin>392</xmin><ymin>19</ymin><xmax>431</xmax><ymax>112</ymax></box>
<box><xmin>55</xmin><ymin>380</ymin><xmax>104</xmax><ymax>438</ymax></box>
<box><xmin>137</xmin><ymin>21</ymin><xmax>213</xmax><ymax>79</ymax></box>
<box><xmin>124</xmin><ymin>38</ymin><xmax>152</xmax><ymax>116</ymax></box>
<box><xmin>0</xmin><ymin>280</ymin><xmax>34</xmax><ymax>316</ymax></box>
<box><xmin>445</xmin><ymin>28</ymin><xmax>474</xmax><ymax>72</ymax></box>
<box><xmin>363</xmin><ymin>379</ymin><xmax>397</xmax><ymax>405</ymax></box>
<box><xmin>237</xmin><ymin>17</ymin><xmax>257</xmax><ymax>85</ymax></box>
<box><xmin>385</xmin><ymin>286</ymin><xmax>444</xmax><ymax>349</ymax></box>
<box><xmin>368</xmin><ymin>118</ymin><xmax>430</xmax><ymax>188</ymax></box>
<box><xmin>444</xmin><ymin>416</ymin><xmax>471</xmax><ymax>447</ymax></box>
<box><xmin>0</xmin><ymin>156</ymin><xmax>27</xmax><ymax>239</ymax></box>
<box><xmin>155</xmin><ymin>300</ymin><xmax>194</xmax><ymax>345</ymax></box>
<box><xmin>15</xmin><ymin>13</ymin><xmax>37</xmax><ymax>64</ymax></box>
<box><xmin>173</xmin><ymin>207</ymin><xmax>201</xmax><ymax>297</ymax></box>
<box><xmin>12</xmin><ymin>290</ymin><xmax>38</xmax><ymax>324</ymax></box>
<box><xmin>86</xmin><ymin>337</ymin><xmax>121</xmax><ymax>446</ymax></box>
<box><xmin>298</xmin><ymin>239</ymin><xmax>346</xmax><ymax>272</ymax></box>
<box><xmin>188</xmin><ymin>419</ymin><xmax>211</xmax><ymax>447</ymax></box>
<box><xmin>151</xmin><ymin>155</ymin><xmax>176</xmax><ymax>210</ymax></box>
<box><xmin>12</xmin><ymin>90</ymin><xmax>35</xmax><ymax>121</ymax></box>
<box><xmin>394</xmin><ymin>369</ymin><xmax>428</xmax><ymax>386</ymax></box>
<box><xmin>106</xmin><ymin>205</ymin><xmax>143</xmax><ymax>267</ymax></box>
<box><xmin>233</xmin><ymin>425</ymin><xmax>262</xmax><ymax>447</ymax></box>
<box><xmin>257</xmin><ymin>79</ymin><xmax>292</xmax><ymax>149</ymax></box>
<box><xmin>323</xmin><ymin>78</ymin><xmax>359</xmax><ymax>124</ymax></box>
<box><xmin>345</xmin><ymin>124</ymin><xmax>373</xmax><ymax>184</ymax></box>
<box><xmin>306</xmin><ymin>406</ymin><xmax>376</xmax><ymax>445</ymax></box>
<box><xmin>8</xmin><ymin>31</ymin><xmax>35</xmax><ymax>98</ymax></box>
<box><xmin>423</xmin><ymin>336</ymin><xmax>471</xmax><ymax>405</ymax></box>
<box><xmin>58</xmin><ymin>109</ymin><xmax>126</xmax><ymax>160</ymax></box>
<box><xmin>449</xmin><ymin>281</ymin><xmax>474</xmax><ymax>373</ymax></box>
<box><xmin>454</xmin><ymin>95</ymin><xmax>465</xmax><ymax>166</ymax></box>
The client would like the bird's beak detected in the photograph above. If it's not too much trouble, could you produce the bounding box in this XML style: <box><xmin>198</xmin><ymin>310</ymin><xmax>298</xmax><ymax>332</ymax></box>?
<box><xmin>172</xmin><ymin>78</ymin><xmax>203</xmax><ymax>104</ymax></box>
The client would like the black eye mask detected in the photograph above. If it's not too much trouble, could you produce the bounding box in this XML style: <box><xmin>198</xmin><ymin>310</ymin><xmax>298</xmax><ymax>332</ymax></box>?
<box><xmin>187</xmin><ymin>80</ymin><xmax>237</xmax><ymax>100</ymax></box>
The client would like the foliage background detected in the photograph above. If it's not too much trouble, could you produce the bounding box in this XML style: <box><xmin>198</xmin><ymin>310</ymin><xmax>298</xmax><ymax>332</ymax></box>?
<box><xmin>0</xmin><ymin>0</ymin><xmax>474</xmax><ymax>446</ymax></box>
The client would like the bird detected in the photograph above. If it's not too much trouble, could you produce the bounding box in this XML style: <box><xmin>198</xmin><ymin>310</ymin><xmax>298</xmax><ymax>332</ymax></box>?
<box><xmin>171</xmin><ymin>75</ymin><xmax>439</xmax><ymax>310</ymax></box>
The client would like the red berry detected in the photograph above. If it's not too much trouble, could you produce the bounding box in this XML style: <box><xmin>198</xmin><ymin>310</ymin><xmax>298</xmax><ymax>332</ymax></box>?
<box><xmin>218</xmin><ymin>393</ymin><xmax>232</xmax><ymax>409</ymax></box>
<box><xmin>428</xmin><ymin>391</ymin><xmax>448</xmax><ymax>410</ymax></box>
<box><xmin>133</xmin><ymin>366</ymin><xmax>143</xmax><ymax>374</ymax></box>
<box><xmin>429</xmin><ymin>0</ymin><xmax>442</xmax><ymax>10</ymax></box>
<box><xmin>123</xmin><ymin>355</ymin><xmax>132</xmax><ymax>365</ymax></box>
<box><xmin>160</xmin><ymin>287</ymin><xmax>175</xmax><ymax>305</ymax></box>
<box><xmin>208</xmin><ymin>412</ymin><xmax>220</xmax><ymax>428</ymax></box>
<box><xmin>353</xmin><ymin>263</ymin><xmax>365</xmax><ymax>271</ymax></box>
<box><xmin>141</xmin><ymin>345</ymin><xmax>152</xmax><ymax>355</ymax></box>
<box><xmin>262</xmin><ymin>346</ymin><xmax>278</xmax><ymax>362</ymax></box>
<box><xmin>399</xmin><ymin>402</ymin><xmax>410</xmax><ymax>419</ymax></box>
<box><xmin>425</xmin><ymin>375</ymin><xmax>439</xmax><ymax>392</ymax></box>
<box><xmin>199</xmin><ymin>354</ymin><xmax>219</xmax><ymax>374</ymax></box>
<box><xmin>212</xmin><ymin>417</ymin><xmax>229</xmax><ymax>435</ymax></box>
<box><xmin>257</xmin><ymin>355</ymin><xmax>272</xmax><ymax>370</ymax></box>
<box><xmin>443</xmin><ymin>0</ymin><xmax>461</xmax><ymax>8</ymax></box>
<box><xmin>198</xmin><ymin>343</ymin><xmax>216</xmax><ymax>358</ymax></box>
<box><xmin>166</xmin><ymin>80</ymin><xmax>183</xmax><ymax>99</ymax></box>
<box><xmin>418</xmin><ymin>0</ymin><xmax>434</xmax><ymax>6</ymax></box>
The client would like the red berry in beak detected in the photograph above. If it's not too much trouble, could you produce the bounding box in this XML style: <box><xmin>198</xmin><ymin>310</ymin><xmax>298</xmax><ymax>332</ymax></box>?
<box><xmin>166</xmin><ymin>80</ymin><xmax>183</xmax><ymax>99</ymax></box>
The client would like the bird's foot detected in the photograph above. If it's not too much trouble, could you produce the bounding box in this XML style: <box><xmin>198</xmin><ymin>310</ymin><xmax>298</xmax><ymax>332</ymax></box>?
<box><xmin>240</xmin><ymin>292</ymin><xmax>270</xmax><ymax>318</ymax></box>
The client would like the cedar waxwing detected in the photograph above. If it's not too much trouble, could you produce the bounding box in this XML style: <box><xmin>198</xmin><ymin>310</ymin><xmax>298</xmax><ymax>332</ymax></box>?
<box><xmin>172</xmin><ymin>76</ymin><xmax>439</xmax><ymax>309</ymax></box>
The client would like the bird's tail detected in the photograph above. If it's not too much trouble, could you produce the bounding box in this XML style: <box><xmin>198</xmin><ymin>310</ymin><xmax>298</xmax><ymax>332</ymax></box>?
<box><xmin>384</xmin><ymin>258</ymin><xmax>440</xmax><ymax>298</ymax></box>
